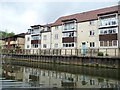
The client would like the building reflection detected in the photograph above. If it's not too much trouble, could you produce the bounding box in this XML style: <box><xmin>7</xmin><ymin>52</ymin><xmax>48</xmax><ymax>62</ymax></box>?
<box><xmin>2</xmin><ymin>64</ymin><xmax>120</xmax><ymax>88</ymax></box>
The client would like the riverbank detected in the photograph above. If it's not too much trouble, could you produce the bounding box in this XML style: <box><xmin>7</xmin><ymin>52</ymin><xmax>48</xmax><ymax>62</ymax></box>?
<box><xmin>2</xmin><ymin>54</ymin><xmax>120</xmax><ymax>69</ymax></box>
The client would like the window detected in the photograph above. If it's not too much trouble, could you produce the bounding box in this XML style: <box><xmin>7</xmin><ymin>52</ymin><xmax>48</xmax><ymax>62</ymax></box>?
<box><xmin>31</xmin><ymin>44</ymin><xmax>38</xmax><ymax>48</ymax></box>
<box><xmin>113</xmin><ymin>40</ymin><xmax>117</xmax><ymax>46</ymax></box>
<box><xmin>63</xmin><ymin>43</ymin><xmax>75</xmax><ymax>47</ymax></box>
<box><xmin>100</xmin><ymin>41</ymin><xmax>104</xmax><ymax>46</ymax></box>
<box><xmin>54</xmin><ymin>43</ymin><xmax>58</xmax><ymax>48</ymax></box>
<box><xmin>64</xmin><ymin>23</ymin><xmax>75</xmax><ymax>30</ymax></box>
<box><xmin>99</xmin><ymin>16</ymin><xmax>117</xmax><ymax>27</ymax></box>
<box><xmin>27</xmin><ymin>37</ymin><xmax>30</xmax><ymax>41</ymax></box>
<box><xmin>90</xmin><ymin>30</ymin><xmax>95</xmax><ymax>36</ymax></box>
<box><xmin>90</xmin><ymin>42</ymin><xmax>95</xmax><ymax>47</ymax></box>
<box><xmin>44</xmin><ymin>27</ymin><xmax>48</xmax><ymax>31</ymax></box>
<box><xmin>63</xmin><ymin>32</ymin><xmax>76</xmax><ymax>37</ymax></box>
<box><xmin>89</xmin><ymin>20</ymin><xmax>94</xmax><ymax>25</ymax></box>
<box><xmin>27</xmin><ymin>45</ymin><xmax>29</xmax><ymax>48</ymax></box>
<box><xmin>104</xmin><ymin>41</ymin><xmax>108</xmax><ymax>46</ymax></box>
<box><xmin>99</xmin><ymin>28</ymin><xmax>117</xmax><ymax>35</ymax></box>
<box><xmin>32</xmin><ymin>36</ymin><xmax>39</xmax><ymax>40</ymax></box>
<box><xmin>54</xmin><ymin>34</ymin><xmax>58</xmax><ymax>39</ymax></box>
<box><xmin>43</xmin><ymin>35</ymin><xmax>47</xmax><ymax>40</ymax></box>
<box><xmin>109</xmin><ymin>41</ymin><xmax>112</xmax><ymax>46</ymax></box>
<box><xmin>55</xmin><ymin>26</ymin><xmax>59</xmax><ymax>30</ymax></box>
<box><xmin>100</xmin><ymin>40</ymin><xmax>117</xmax><ymax>47</ymax></box>
<box><xmin>43</xmin><ymin>44</ymin><xmax>47</xmax><ymax>48</ymax></box>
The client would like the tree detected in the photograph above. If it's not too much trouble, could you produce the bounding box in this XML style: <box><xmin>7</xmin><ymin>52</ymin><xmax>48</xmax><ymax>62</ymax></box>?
<box><xmin>0</xmin><ymin>31</ymin><xmax>15</xmax><ymax>38</ymax></box>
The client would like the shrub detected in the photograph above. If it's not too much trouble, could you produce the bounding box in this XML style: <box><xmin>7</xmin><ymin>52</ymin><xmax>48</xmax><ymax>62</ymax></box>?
<box><xmin>105</xmin><ymin>53</ymin><xmax>109</xmax><ymax>56</ymax></box>
<box><xmin>97</xmin><ymin>52</ymin><xmax>104</xmax><ymax>56</ymax></box>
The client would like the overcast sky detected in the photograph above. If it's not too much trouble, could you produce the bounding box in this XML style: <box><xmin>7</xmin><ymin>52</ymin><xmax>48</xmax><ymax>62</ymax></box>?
<box><xmin>0</xmin><ymin>0</ymin><xmax>119</xmax><ymax>34</ymax></box>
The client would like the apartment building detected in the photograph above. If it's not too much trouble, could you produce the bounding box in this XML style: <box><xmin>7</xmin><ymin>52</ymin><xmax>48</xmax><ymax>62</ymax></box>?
<box><xmin>25</xmin><ymin>5</ymin><xmax>120</xmax><ymax>56</ymax></box>
<box><xmin>41</xmin><ymin>24</ymin><xmax>52</xmax><ymax>49</ymax></box>
<box><xmin>2</xmin><ymin>33</ymin><xmax>25</xmax><ymax>49</ymax></box>
<box><xmin>25</xmin><ymin>25</ymin><xmax>44</xmax><ymax>49</ymax></box>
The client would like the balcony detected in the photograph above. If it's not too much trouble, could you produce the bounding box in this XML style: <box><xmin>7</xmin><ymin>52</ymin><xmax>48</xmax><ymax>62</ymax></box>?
<box><xmin>99</xmin><ymin>20</ymin><xmax>118</xmax><ymax>28</ymax></box>
<box><xmin>98</xmin><ymin>13</ymin><xmax>118</xmax><ymax>28</ymax></box>
<box><xmin>62</xmin><ymin>22</ymin><xmax>76</xmax><ymax>32</ymax></box>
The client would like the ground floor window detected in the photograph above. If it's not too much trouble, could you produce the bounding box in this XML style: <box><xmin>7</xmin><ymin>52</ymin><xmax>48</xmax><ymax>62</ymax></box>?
<box><xmin>63</xmin><ymin>43</ymin><xmax>75</xmax><ymax>48</ymax></box>
<box><xmin>90</xmin><ymin>42</ymin><xmax>95</xmax><ymax>47</ymax></box>
<box><xmin>43</xmin><ymin>44</ymin><xmax>47</xmax><ymax>48</ymax></box>
<box><xmin>31</xmin><ymin>44</ymin><xmax>39</xmax><ymax>48</ymax></box>
<box><xmin>100</xmin><ymin>40</ymin><xmax>117</xmax><ymax>47</ymax></box>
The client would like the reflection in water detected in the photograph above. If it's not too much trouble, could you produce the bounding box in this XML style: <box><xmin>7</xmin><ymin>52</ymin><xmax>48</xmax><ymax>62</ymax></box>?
<box><xmin>1</xmin><ymin>64</ymin><xmax>120</xmax><ymax>88</ymax></box>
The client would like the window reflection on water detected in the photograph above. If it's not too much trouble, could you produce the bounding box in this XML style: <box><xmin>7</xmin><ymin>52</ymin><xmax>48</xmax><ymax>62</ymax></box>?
<box><xmin>1</xmin><ymin>64</ymin><xmax>120</xmax><ymax>88</ymax></box>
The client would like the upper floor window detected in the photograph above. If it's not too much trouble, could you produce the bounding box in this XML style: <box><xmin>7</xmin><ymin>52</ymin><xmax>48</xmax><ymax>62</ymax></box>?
<box><xmin>43</xmin><ymin>35</ymin><xmax>47</xmax><ymax>40</ymax></box>
<box><xmin>27</xmin><ymin>37</ymin><xmax>30</xmax><ymax>41</ymax></box>
<box><xmin>31</xmin><ymin>36</ymin><xmax>39</xmax><ymax>40</ymax></box>
<box><xmin>99</xmin><ymin>28</ymin><xmax>117</xmax><ymax>35</ymax></box>
<box><xmin>54</xmin><ymin>43</ymin><xmax>58</xmax><ymax>48</ymax></box>
<box><xmin>44</xmin><ymin>27</ymin><xmax>48</xmax><ymax>31</ymax></box>
<box><xmin>63</xmin><ymin>32</ymin><xmax>76</xmax><ymax>37</ymax></box>
<box><xmin>99</xmin><ymin>16</ymin><xmax>117</xmax><ymax>27</ymax></box>
<box><xmin>89</xmin><ymin>20</ymin><xmax>95</xmax><ymax>25</ymax></box>
<box><xmin>54</xmin><ymin>34</ymin><xmax>58</xmax><ymax>39</ymax></box>
<box><xmin>55</xmin><ymin>26</ymin><xmax>59</xmax><ymax>30</ymax></box>
<box><xmin>90</xmin><ymin>30</ymin><xmax>95</xmax><ymax>36</ymax></box>
<box><xmin>64</xmin><ymin>23</ymin><xmax>75</xmax><ymax>31</ymax></box>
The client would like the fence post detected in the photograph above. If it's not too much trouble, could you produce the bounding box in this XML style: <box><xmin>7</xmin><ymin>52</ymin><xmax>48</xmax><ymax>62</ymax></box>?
<box><xmin>115</xmin><ymin>49</ymin><xmax>116</xmax><ymax>56</ymax></box>
<box><xmin>106</xmin><ymin>49</ymin><xmax>107</xmax><ymax>56</ymax></box>
<box><xmin>71</xmin><ymin>49</ymin><xmax>72</xmax><ymax>56</ymax></box>
<box><xmin>59</xmin><ymin>49</ymin><xmax>61</xmax><ymax>55</ymax></box>
<box><xmin>65</xmin><ymin>49</ymin><xmax>66</xmax><ymax>56</ymax></box>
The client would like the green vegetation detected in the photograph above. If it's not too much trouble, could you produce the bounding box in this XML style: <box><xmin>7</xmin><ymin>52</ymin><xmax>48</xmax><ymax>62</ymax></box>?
<box><xmin>97</xmin><ymin>52</ymin><xmax>104</xmax><ymax>56</ymax></box>
<box><xmin>0</xmin><ymin>31</ymin><xmax>15</xmax><ymax>38</ymax></box>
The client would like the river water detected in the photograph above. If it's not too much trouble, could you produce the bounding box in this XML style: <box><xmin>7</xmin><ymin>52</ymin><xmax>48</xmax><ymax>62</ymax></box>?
<box><xmin>1</xmin><ymin>62</ymin><xmax>120</xmax><ymax>89</ymax></box>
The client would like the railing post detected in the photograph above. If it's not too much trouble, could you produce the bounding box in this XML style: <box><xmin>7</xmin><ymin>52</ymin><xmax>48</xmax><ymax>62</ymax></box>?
<box><xmin>71</xmin><ymin>49</ymin><xmax>72</xmax><ymax>56</ymax></box>
<box><xmin>106</xmin><ymin>49</ymin><xmax>107</xmax><ymax>56</ymax></box>
<box><xmin>115</xmin><ymin>49</ymin><xmax>116</xmax><ymax>56</ymax></box>
<box><xmin>60</xmin><ymin>49</ymin><xmax>61</xmax><ymax>55</ymax></box>
<box><xmin>65</xmin><ymin>49</ymin><xmax>66</xmax><ymax>56</ymax></box>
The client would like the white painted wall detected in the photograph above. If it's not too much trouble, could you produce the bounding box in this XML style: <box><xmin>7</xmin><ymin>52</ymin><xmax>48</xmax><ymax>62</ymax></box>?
<box><xmin>77</xmin><ymin>20</ymin><xmax>99</xmax><ymax>49</ymax></box>
<box><xmin>25</xmin><ymin>35</ymin><xmax>31</xmax><ymax>49</ymax></box>
<box><xmin>51</xmin><ymin>26</ymin><xmax>62</xmax><ymax>49</ymax></box>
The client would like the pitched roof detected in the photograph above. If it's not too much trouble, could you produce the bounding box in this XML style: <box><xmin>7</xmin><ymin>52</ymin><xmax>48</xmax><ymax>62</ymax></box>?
<box><xmin>52</xmin><ymin>5</ymin><xmax>118</xmax><ymax>26</ymax></box>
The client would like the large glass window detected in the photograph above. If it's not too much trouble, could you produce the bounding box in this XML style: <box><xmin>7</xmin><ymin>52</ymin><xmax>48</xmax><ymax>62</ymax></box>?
<box><xmin>63</xmin><ymin>43</ymin><xmax>75</xmax><ymax>47</ymax></box>
<box><xmin>99</xmin><ymin>28</ymin><xmax>117</xmax><ymax>35</ymax></box>
<box><xmin>63</xmin><ymin>32</ymin><xmax>76</xmax><ymax>37</ymax></box>
<box><xmin>31</xmin><ymin>36</ymin><xmax>39</xmax><ymax>40</ymax></box>
<box><xmin>100</xmin><ymin>40</ymin><xmax>118</xmax><ymax>47</ymax></box>
<box><xmin>64</xmin><ymin>23</ymin><xmax>75</xmax><ymax>30</ymax></box>
<box><xmin>109</xmin><ymin>41</ymin><xmax>112</xmax><ymax>46</ymax></box>
<box><xmin>31</xmin><ymin>44</ymin><xmax>38</xmax><ymax>48</ymax></box>
<box><xmin>99</xmin><ymin>16</ymin><xmax>117</xmax><ymax>27</ymax></box>
<box><xmin>100</xmin><ymin>41</ymin><xmax>104</xmax><ymax>46</ymax></box>
<box><xmin>113</xmin><ymin>40</ymin><xmax>117</xmax><ymax>46</ymax></box>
